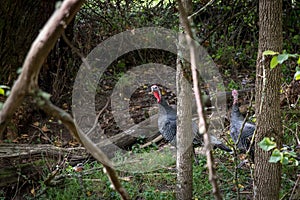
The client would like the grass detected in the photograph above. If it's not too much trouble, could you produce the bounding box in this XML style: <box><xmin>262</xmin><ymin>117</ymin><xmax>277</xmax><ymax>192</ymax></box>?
<box><xmin>6</xmin><ymin>140</ymin><xmax>298</xmax><ymax>199</ymax></box>
<box><xmin>20</xmin><ymin>147</ymin><xmax>240</xmax><ymax>200</ymax></box>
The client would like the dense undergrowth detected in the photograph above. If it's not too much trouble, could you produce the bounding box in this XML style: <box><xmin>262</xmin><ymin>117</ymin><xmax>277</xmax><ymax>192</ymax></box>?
<box><xmin>1</xmin><ymin>0</ymin><xmax>299</xmax><ymax>199</ymax></box>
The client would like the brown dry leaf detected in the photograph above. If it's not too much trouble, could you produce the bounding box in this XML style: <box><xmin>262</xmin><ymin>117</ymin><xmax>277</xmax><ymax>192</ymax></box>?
<box><xmin>21</xmin><ymin>134</ymin><xmax>29</xmax><ymax>139</ymax></box>
<box><xmin>41</xmin><ymin>136</ymin><xmax>49</xmax><ymax>141</ymax></box>
<box><xmin>33</xmin><ymin>121</ymin><xmax>40</xmax><ymax>127</ymax></box>
<box><xmin>6</xmin><ymin>129</ymin><xmax>18</xmax><ymax>141</ymax></box>
<box><xmin>54</xmin><ymin>140</ymin><xmax>62</xmax><ymax>147</ymax></box>
<box><xmin>30</xmin><ymin>187</ymin><xmax>35</xmax><ymax>196</ymax></box>
<box><xmin>12</xmin><ymin>138</ymin><xmax>19</xmax><ymax>143</ymax></box>
<box><xmin>119</xmin><ymin>176</ymin><xmax>132</xmax><ymax>181</ymax></box>
<box><xmin>69</xmin><ymin>140</ymin><xmax>80</xmax><ymax>146</ymax></box>
<box><xmin>239</xmin><ymin>154</ymin><xmax>247</xmax><ymax>160</ymax></box>
<box><xmin>86</xmin><ymin>191</ymin><xmax>92</xmax><ymax>197</ymax></box>
<box><xmin>62</xmin><ymin>103</ymin><xmax>68</xmax><ymax>110</ymax></box>
<box><xmin>41</xmin><ymin>125</ymin><xmax>50</xmax><ymax>132</ymax></box>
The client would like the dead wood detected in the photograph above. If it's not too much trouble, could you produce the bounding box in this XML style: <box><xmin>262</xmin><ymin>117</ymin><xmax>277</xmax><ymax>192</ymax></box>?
<box><xmin>0</xmin><ymin>144</ymin><xmax>88</xmax><ymax>187</ymax></box>
<box><xmin>95</xmin><ymin>115</ymin><xmax>160</xmax><ymax>157</ymax></box>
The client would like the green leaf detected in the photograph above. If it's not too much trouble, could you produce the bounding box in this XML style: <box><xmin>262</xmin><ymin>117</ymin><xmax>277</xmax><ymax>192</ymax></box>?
<box><xmin>297</xmin><ymin>57</ymin><xmax>300</xmax><ymax>65</ymax></box>
<box><xmin>281</xmin><ymin>156</ymin><xmax>289</xmax><ymax>165</ymax></box>
<box><xmin>258</xmin><ymin>137</ymin><xmax>277</xmax><ymax>151</ymax></box>
<box><xmin>263</xmin><ymin>50</ymin><xmax>279</xmax><ymax>56</ymax></box>
<box><xmin>117</xmin><ymin>62</ymin><xmax>126</xmax><ymax>68</ymax></box>
<box><xmin>5</xmin><ymin>90</ymin><xmax>10</xmax><ymax>96</ymax></box>
<box><xmin>283</xmin><ymin>151</ymin><xmax>297</xmax><ymax>158</ymax></box>
<box><xmin>277</xmin><ymin>54</ymin><xmax>289</xmax><ymax>64</ymax></box>
<box><xmin>270</xmin><ymin>56</ymin><xmax>278</xmax><ymax>69</ymax></box>
<box><xmin>0</xmin><ymin>85</ymin><xmax>10</xmax><ymax>89</ymax></box>
<box><xmin>287</xmin><ymin>53</ymin><xmax>298</xmax><ymax>58</ymax></box>
<box><xmin>38</xmin><ymin>91</ymin><xmax>51</xmax><ymax>100</ymax></box>
<box><xmin>0</xmin><ymin>88</ymin><xmax>4</xmax><ymax>96</ymax></box>
<box><xmin>269</xmin><ymin>149</ymin><xmax>282</xmax><ymax>163</ymax></box>
<box><xmin>294</xmin><ymin>71</ymin><xmax>300</xmax><ymax>81</ymax></box>
<box><xmin>17</xmin><ymin>67</ymin><xmax>22</xmax><ymax>74</ymax></box>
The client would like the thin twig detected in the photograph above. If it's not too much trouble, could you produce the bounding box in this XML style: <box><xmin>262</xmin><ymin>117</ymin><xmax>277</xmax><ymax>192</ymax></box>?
<box><xmin>289</xmin><ymin>174</ymin><xmax>300</xmax><ymax>200</ymax></box>
<box><xmin>200</xmin><ymin>5</ymin><xmax>256</xmax><ymax>45</ymax></box>
<box><xmin>61</xmin><ymin>32</ymin><xmax>91</xmax><ymax>70</ymax></box>
<box><xmin>188</xmin><ymin>0</ymin><xmax>215</xmax><ymax>19</ymax></box>
<box><xmin>236</xmin><ymin>90</ymin><xmax>254</xmax><ymax>149</ymax></box>
<box><xmin>295</xmin><ymin>123</ymin><xmax>300</xmax><ymax>146</ymax></box>
<box><xmin>139</xmin><ymin>135</ymin><xmax>163</xmax><ymax>149</ymax></box>
<box><xmin>30</xmin><ymin>124</ymin><xmax>54</xmax><ymax>145</ymax></box>
<box><xmin>86</xmin><ymin>98</ymin><xmax>110</xmax><ymax>136</ymax></box>
<box><xmin>62</xmin><ymin>32</ymin><xmax>112</xmax><ymax>137</ymax></box>
<box><xmin>233</xmin><ymin>90</ymin><xmax>254</xmax><ymax>200</ymax></box>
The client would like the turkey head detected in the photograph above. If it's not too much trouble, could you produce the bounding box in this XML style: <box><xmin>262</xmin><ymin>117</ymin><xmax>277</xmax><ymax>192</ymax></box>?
<box><xmin>151</xmin><ymin>85</ymin><xmax>162</xmax><ymax>103</ymax></box>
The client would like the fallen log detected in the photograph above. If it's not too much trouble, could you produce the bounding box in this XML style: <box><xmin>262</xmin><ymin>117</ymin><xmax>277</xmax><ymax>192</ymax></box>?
<box><xmin>0</xmin><ymin>144</ymin><xmax>88</xmax><ymax>187</ymax></box>
<box><xmin>0</xmin><ymin>115</ymin><xmax>161</xmax><ymax>187</ymax></box>
<box><xmin>88</xmin><ymin>115</ymin><xmax>161</xmax><ymax>158</ymax></box>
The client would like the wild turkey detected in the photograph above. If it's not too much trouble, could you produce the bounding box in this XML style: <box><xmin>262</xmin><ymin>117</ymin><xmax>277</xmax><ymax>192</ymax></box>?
<box><xmin>150</xmin><ymin>84</ymin><xmax>232</xmax><ymax>152</ymax></box>
<box><xmin>230</xmin><ymin>89</ymin><xmax>255</xmax><ymax>160</ymax></box>
<box><xmin>231</xmin><ymin>90</ymin><xmax>300</xmax><ymax>164</ymax></box>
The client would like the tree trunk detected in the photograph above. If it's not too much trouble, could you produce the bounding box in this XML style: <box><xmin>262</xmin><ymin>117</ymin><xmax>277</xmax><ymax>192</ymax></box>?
<box><xmin>254</xmin><ymin>0</ymin><xmax>283</xmax><ymax>199</ymax></box>
<box><xmin>176</xmin><ymin>0</ymin><xmax>193</xmax><ymax>199</ymax></box>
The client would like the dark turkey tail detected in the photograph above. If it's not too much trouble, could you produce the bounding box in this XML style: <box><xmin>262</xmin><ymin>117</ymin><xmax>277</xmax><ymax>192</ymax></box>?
<box><xmin>214</xmin><ymin>143</ymin><xmax>232</xmax><ymax>152</ymax></box>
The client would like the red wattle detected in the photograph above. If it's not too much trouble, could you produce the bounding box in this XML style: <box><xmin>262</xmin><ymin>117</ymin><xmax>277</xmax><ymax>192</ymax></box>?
<box><xmin>153</xmin><ymin>91</ymin><xmax>161</xmax><ymax>103</ymax></box>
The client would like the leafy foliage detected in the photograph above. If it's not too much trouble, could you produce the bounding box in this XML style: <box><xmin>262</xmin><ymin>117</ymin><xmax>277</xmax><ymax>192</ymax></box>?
<box><xmin>0</xmin><ymin>85</ymin><xmax>10</xmax><ymax>110</ymax></box>
<box><xmin>259</xmin><ymin>137</ymin><xmax>298</xmax><ymax>166</ymax></box>
<box><xmin>258</xmin><ymin>137</ymin><xmax>277</xmax><ymax>151</ymax></box>
<box><xmin>263</xmin><ymin>50</ymin><xmax>300</xmax><ymax>82</ymax></box>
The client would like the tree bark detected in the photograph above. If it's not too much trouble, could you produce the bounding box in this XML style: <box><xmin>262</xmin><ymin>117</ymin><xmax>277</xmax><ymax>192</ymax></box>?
<box><xmin>254</xmin><ymin>0</ymin><xmax>283</xmax><ymax>199</ymax></box>
<box><xmin>176</xmin><ymin>0</ymin><xmax>193</xmax><ymax>199</ymax></box>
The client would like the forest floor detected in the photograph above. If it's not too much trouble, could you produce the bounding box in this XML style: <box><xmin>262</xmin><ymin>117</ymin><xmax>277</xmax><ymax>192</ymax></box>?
<box><xmin>1</xmin><ymin>68</ymin><xmax>299</xmax><ymax>199</ymax></box>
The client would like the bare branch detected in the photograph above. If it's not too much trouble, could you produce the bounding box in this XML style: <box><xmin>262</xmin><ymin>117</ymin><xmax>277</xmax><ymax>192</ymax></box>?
<box><xmin>188</xmin><ymin>0</ymin><xmax>215</xmax><ymax>19</ymax></box>
<box><xmin>177</xmin><ymin>0</ymin><xmax>222</xmax><ymax>199</ymax></box>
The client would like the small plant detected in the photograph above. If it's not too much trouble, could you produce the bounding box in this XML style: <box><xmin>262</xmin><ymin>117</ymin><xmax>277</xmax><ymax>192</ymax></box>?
<box><xmin>0</xmin><ymin>85</ymin><xmax>10</xmax><ymax>110</ymax></box>
<box><xmin>263</xmin><ymin>50</ymin><xmax>300</xmax><ymax>80</ymax></box>
<box><xmin>227</xmin><ymin>79</ymin><xmax>240</xmax><ymax>90</ymax></box>
<box><xmin>259</xmin><ymin>137</ymin><xmax>299</xmax><ymax>166</ymax></box>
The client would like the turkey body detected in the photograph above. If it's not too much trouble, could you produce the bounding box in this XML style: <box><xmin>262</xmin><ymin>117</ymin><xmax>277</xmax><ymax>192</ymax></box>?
<box><xmin>151</xmin><ymin>85</ymin><xmax>232</xmax><ymax>152</ymax></box>
<box><xmin>230</xmin><ymin>90</ymin><xmax>255</xmax><ymax>160</ymax></box>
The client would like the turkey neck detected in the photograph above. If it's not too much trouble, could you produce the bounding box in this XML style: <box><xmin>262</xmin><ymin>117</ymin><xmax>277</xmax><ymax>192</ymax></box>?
<box><xmin>231</xmin><ymin>101</ymin><xmax>244</xmax><ymax>123</ymax></box>
<box><xmin>157</xmin><ymin>97</ymin><xmax>176</xmax><ymax>116</ymax></box>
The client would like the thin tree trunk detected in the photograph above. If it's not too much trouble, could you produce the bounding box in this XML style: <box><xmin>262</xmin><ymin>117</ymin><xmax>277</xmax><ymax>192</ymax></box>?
<box><xmin>176</xmin><ymin>1</ymin><xmax>193</xmax><ymax>199</ymax></box>
<box><xmin>177</xmin><ymin>0</ymin><xmax>223</xmax><ymax>199</ymax></box>
<box><xmin>254</xmin><ymin>0</ymin><xmax>283</xmax><ymax>199</ymax></box>
<box><xmin>176</xmin><ymin>61</ymin><xmax>193</xmax><ymax>200</ymax></box>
